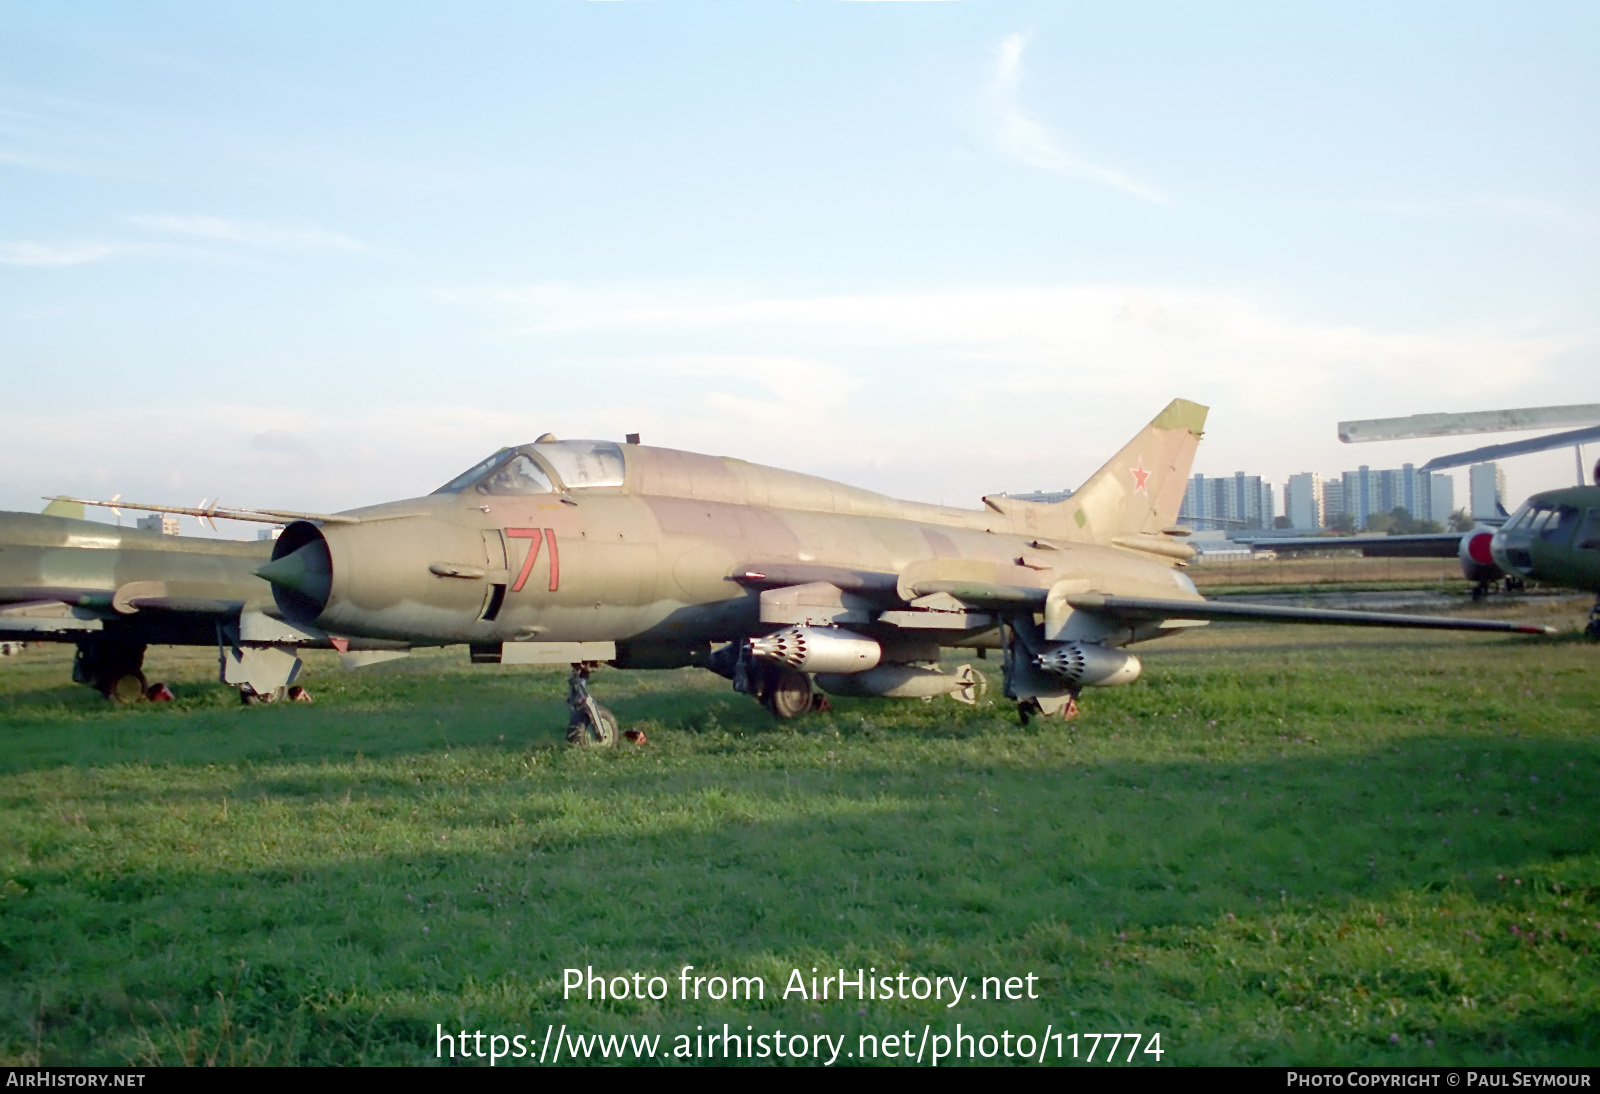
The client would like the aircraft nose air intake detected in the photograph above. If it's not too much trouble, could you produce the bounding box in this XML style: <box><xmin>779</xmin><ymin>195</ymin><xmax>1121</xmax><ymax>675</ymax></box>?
<box><xmin>258</xmin><ymin>525</ymin><xmax>334</xmax><ymax>622</ymax></box>
<box><xmin>255</xmin><ymin>546</ymin><xmax>328</xmax><ymax>598</ymax></box>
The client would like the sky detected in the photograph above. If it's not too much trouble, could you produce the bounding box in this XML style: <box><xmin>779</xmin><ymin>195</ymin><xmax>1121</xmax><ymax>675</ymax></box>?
<box><xmin>2</xmin><ymin>1</ymin><xmax>1596</xmax><ymax>535</ymax></box>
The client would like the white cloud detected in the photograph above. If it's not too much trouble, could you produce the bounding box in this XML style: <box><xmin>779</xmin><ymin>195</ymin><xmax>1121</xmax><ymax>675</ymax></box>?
<box><xmin>1353</xmin><ymin>196</ymin><xmax>1600</xmax><ymax>236</ymax></box>
<box><xmin>434</xmin><ymin>279</ymin><xmax>1589</xmax><ymax>504</ymax></box>
<box><xmin>469</xmin><ymin>280</ymin><xmax>1570</xmax><ymax>403</ymax></box>
<box><xmin>984</xmin><ymin>32</ymin><xmax>1168</xmax><ymax>204</ymax></box>
<box><xmin>0</xmin><ymin>240</ymin><xmax>117</xmax><ymax>267</ymax></box>
<box><xmin>1</xmin><ymin>281</ymin><xmax>1586</xmax><ymax>519</ymax></box>
<box><xmin>128</xmin><ymin>214</ymin><xmax>365</xmax><ymax>251</ymax></box>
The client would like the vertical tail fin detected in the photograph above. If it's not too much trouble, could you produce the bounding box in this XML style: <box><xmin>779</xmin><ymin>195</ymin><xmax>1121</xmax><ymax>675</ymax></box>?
<box><xmin>983</xmin><ymin>398</ymin><xmax>1207</xmax><ymax>543</ymax></box>
<box><xmin>41</xmin><ymin>496</ymin><xmax>86</xmax><ymax>520</ymax></box>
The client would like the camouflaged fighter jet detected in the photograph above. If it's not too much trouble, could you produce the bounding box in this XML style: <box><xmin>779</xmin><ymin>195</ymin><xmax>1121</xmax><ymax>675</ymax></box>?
<box><xmin>0</xmin><ymin>503</ymin><xmax>407</xmax><ymax>703</ymax></box>
<box><xmin>81</xmin><ymin>400</ymin><xmax>1554</xmax><ymax>743</ymax></box>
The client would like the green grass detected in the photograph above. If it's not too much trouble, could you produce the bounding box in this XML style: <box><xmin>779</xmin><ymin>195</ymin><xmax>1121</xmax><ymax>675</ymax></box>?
<box><xmin>0</xmin><ymin>602</ymin><xmax>1596</xmax><ymax>1066</ymax></box>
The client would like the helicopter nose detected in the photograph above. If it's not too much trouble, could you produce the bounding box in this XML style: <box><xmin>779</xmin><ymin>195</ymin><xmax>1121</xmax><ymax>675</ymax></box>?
<box><xmin>1489</xmin><ymin>529</ymin><xmax>1534</xmax><ymax>578</ymax></box>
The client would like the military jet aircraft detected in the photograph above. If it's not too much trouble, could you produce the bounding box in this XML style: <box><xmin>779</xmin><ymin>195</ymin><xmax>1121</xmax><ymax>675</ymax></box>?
<box><xmin>84</xmin><ymin>400</ymin><xmax>1553</xmax><ymax>743</ymax></box>
<box><xmin>0</xmin><ymin>504</ymin><xmax>406</xmax><ymax>702</ymax></box>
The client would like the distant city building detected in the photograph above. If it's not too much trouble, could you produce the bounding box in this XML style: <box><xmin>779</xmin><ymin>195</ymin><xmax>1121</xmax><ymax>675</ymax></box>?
<box><xmin>258</xmin><ymin>527</ymin><xmax>284</xmax><ymax>541</ymax></box>
<box><xmin>1427</xmin><ymin>473</ymin><xmax>1454</xmax><ymax>526</ymax></box>
<box><xmin>1184</xmin><ymin>473</ymin><xmax>1273</xmax><ymax>530</ymax></box>
<box><xmin>136</xmin><ymin>514</ymin><xmax>181</xmax><ymax>536</ymax></box>
<box><xmin>1378</xmin><ymin>463</ymin><xmax>1451</xmax><ymax>528</ymax></box>
<box><xmin>1283</xmin><ymin>472</ymin><xmax>1325</xmax><ymax>530</ymax></box>
<box><xmin>1469</xmin><ymin>462</ymin><xmax>1507</xmax><ymax>519</ymax></box>
<box><xmin>1284</xmin><ymin>464</ymin><xmax>1457</xmax><ymax>530</ymax></box>
<box><xmin>1322</xmin><ymin>480</ymin><xmax>1345</xmax><ymax>522</ymax></box>
<box><xmin>1341</xmin><ymin>466</ymin><xmax>1378</xmax><ymax>528</ymax></box>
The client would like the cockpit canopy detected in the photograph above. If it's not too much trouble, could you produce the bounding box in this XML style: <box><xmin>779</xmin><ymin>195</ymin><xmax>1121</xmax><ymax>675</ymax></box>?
<box><xmin>431</xmin><ymin>440</ymin><xmax>627</xmax><ymax>496</ymax></box>
<box><xmin>1499</xmin><ymin>500</ymin><xmax>1582</xmax><ymax>546</ymax></box>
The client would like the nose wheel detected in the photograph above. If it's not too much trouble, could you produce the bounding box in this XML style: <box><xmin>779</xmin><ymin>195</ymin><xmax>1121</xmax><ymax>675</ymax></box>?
<box><xmin>1586</xmin><ymin>595</ymin><xmax>1600</xmax><ymax>641</ymax></box>
<box><xmin>565</xmin><ymin>663</ymin><xmax>620</xmax><ymax>747</ymax></box>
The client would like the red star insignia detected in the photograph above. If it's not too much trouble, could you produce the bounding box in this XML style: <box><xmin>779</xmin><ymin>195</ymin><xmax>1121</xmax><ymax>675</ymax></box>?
<box><xmin>1130</xmin><ymin>457</ymin><xmax>1151</xmax><ymax>494</ymax></box>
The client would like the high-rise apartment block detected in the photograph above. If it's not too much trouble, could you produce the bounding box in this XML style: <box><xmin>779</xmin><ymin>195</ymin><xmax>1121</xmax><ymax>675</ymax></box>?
<box><xmin>1283</xmin><ymin>472</ymin><xmax>1325</xmax><ymax>530</ymax></box>
<box><xmin>1185</xmin><ymin>473</ymin><xmax>1275</xmax><ymax>530</ymax></box>
<box><xmin>1282</xmin><ymin>463</ymin><xmax>1456</xmax><ymax>530</ymax></box>
<box><xmin>1469</xmin><ymin>462</ymin><xmax>1507</xmax><ymax>519</ymax></box>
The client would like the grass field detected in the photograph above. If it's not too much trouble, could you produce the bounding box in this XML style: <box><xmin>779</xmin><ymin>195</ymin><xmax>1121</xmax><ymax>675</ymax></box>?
<box><xmin>1</xmin><ymin>595</ymin><xmax>1596</xmax><ymax>1066</ymax></box>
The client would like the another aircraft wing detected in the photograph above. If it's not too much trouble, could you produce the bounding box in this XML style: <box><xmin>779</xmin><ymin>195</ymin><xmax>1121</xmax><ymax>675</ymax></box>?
<box><xmin>45</xmin><ymin>496</ymin><xmax>361</xmax><ymax>526</ymax></box>
<box><xmin>742</xmin><ymin>566</ymin><xmax>1555</xmax><ymax>635</ymax></box>
<box><xmin>1062</xmin><ymin>593</ymin><xmax>1556</xmax><ymax>635</ymax></box>
<box><xmin>0</xmin><ymin>583</ymin><xmax>246</xmax><ymax>615</ymax></box>
<box><xmin>1233</xmin><ymin>533</ymin><xmax>1464</xmax><ymax>558</ymax></box>
<box><xmin>1419</xmin><ymin>423</ymin><xmax>1600</xmax><ymax>472</ymax></box>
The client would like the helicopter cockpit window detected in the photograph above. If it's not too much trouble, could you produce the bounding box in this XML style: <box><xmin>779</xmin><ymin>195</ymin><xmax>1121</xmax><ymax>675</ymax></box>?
<box><xmin>477</xmin><ymin>454</ymin><xmax>555</xmax><ymax>495</ymax></box>
<box><xmin>533</xmin><ymin>440</ymin><xmax>626</xmax><ymax>490</ymax></box>
<box><xmin>1501</xmin><ymin>503</ymin><xmax>1534</xmax><ymax>532</ymax></box>
<box><xmin>1576</xmin><ymin>509</ymin><xmax>1600</xmax><ymax>551</ymax></box>
<box><xmin>1540</xmin><ymin>505</ymin><xmax>1579</xmax><ymax>544</ymax></box>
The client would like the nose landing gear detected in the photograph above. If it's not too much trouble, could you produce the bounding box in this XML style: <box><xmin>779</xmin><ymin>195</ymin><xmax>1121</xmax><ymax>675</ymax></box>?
<box><xmin>565</xmin><ymin>662</ymin><xmax>620</xmax><ymax>747</ymax></box>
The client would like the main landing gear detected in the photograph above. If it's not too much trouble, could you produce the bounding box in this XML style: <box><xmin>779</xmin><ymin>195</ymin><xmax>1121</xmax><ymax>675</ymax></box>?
<box><xmin>1473</xmin><ymin>576</ymin><xmax>1528</xmax><ymax>600</ymax></box>
<box><xmin>718</xmin><ymin>642</ymin><xmax>829</xmax><ymax>721</ymax></box>
<box><xmin>73</xmin><ymin>639</ymin><xmax>171</xmax><ymax>703</ymax></box>
<box><xmin>1585</xmin><ymin>595</ymin><xmax>1600</xmax><ymax>641</ymax></box>
<box><xmin>566</xmin><ymin>662</ymin><xmax>620</xmax><ymax>747</ymax></box>
<box><xmin>752</xmin><ymin>664</ymin><xmax>830</xmax><ymax>720</ymax></box>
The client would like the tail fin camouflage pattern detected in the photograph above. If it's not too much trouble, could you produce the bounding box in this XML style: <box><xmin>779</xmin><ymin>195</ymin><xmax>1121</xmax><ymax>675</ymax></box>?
<box><xmin>983</xmin><ymin>398</ymin><xmax>1207</xmax><ymax>544</ymax></box>
<box><xmin>41</xmin><ymin>496</ymin><xmax>86</xmax><ymax>520</ymax></box>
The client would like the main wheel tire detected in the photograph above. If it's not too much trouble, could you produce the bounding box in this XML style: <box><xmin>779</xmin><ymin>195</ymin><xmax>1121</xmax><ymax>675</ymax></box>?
<box><xmin>763</xmin><ymin>669</ymin><xmax>815</xmax><ymax>721</ymax></box>
<box><xmin>103</xmin><ymin>671</ymin><xmax>148</xmax><ymax>704</ymax></box>
<box><xmin>567</xmin><ymin>705</ymin><xmax>620</xmax><ymax>747</ymax></box>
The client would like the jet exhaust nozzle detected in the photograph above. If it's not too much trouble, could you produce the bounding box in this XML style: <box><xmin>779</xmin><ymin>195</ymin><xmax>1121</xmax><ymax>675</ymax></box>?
<box><xmin>748</xmin><ymin>626</ymin><xmax>881</xmax><ymax>675</ymax></box>
<box><xmin>1034</xmin><ymin>642</ymin><xmax>1142</xmax><ymax>688</ymax></box>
